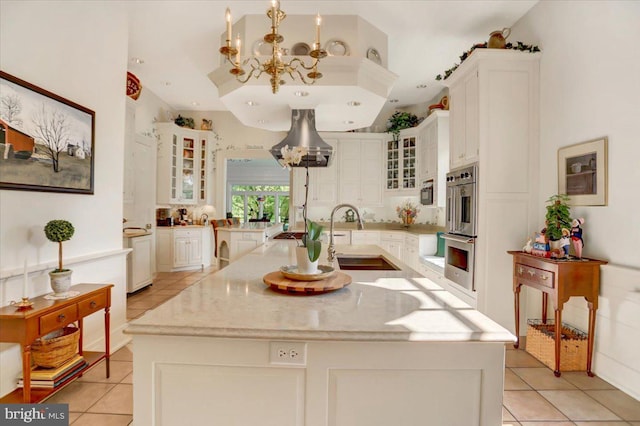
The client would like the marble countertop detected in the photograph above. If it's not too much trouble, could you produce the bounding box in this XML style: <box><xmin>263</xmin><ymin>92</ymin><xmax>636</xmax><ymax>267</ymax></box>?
<box><xmin>126</xmin><ymin>241</ymin><xmax>514</xmax><ymax>343</ymax></box>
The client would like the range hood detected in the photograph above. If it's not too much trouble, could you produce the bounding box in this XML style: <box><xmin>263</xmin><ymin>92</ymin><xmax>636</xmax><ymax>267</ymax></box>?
<box><xmin>270</xmin><ymin>109</ymin><xmax>333</xmax><ymax>167</ymax></box>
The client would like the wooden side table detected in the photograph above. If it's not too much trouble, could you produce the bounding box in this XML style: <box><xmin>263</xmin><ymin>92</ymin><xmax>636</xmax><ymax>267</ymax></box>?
<box><xmin>0</xmin><ymin>283</ymin><xmax>113</xmax><ymax>403</ymax></box>
<box><xmin>508</xmin><ymin>251</ymin><xmax>607</xmax><ymax>377</ymax></box>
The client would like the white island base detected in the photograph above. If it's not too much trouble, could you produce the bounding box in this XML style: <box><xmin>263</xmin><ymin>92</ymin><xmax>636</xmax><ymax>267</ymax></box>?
<box><xmin>133</xmin><ymin>336</ymin><xmax>505</xmax><ymax>425</ymax></box>
<box><xmin>128</xmin><ymin>242</ymin><xmax>513</xmax><ymax>425</ymax></box>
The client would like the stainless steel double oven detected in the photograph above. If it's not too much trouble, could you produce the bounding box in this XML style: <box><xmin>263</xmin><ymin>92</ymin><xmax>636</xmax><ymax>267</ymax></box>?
<box><xmin>444</xmin><ymin>163</ymin><xmax>478</xmax><ymax>292</ymax></box>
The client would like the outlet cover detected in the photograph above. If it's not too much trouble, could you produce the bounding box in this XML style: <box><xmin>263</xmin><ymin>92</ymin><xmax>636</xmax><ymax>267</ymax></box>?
<box><xmin>269</xmin><ymin>341</ymin><xmax>307</xmax><ymax>365</ymax></box>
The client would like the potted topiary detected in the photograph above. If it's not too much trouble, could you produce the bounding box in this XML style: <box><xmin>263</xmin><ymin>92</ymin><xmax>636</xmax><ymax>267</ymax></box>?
<box><xmin>544</xmin><ymin>194</ymin><xmax>572</xmax><ymax>258</ymax></box>
<box><xmin>386</xmin><ymin>111</ymin><xmax>419</xmax><ymax>141</ymax></box>
<box><xmin>44</xmin><ymin>219</ymin><xmax>75</xmax><ymax>295</ymax></box>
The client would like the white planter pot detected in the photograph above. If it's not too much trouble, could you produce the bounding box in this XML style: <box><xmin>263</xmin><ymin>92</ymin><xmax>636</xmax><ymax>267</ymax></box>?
<box><xmin>295</xmin><ymin>246</ymin><xmax>318</xmax><ymax>275</ymax></box>
<box><xmin>49</xmin><ymin>270</ymin><xmax>72</xmax><ymax>295</ymax></box>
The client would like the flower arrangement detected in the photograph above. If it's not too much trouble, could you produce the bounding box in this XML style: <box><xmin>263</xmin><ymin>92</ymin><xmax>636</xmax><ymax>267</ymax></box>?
<box><xmin>279</xmin><ymin>145</ymin><xmax>324</xmax><ymax>262</ymax></box>
<box><xmin>396</xmin><ymin>200</ymin><xmax>420</xmax><ymax>224</ymax></box>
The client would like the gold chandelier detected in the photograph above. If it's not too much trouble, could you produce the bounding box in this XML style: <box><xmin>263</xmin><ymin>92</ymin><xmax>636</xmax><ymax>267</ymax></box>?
<box><xmin>219</xmin><ymin>1</ymin><xmax>327</xmax><ymax>94</ymax></box>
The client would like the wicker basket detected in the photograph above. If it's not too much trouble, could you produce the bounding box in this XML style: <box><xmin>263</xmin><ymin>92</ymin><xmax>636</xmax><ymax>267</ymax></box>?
<box><xmin>526</xmin><ymin>319</ymin><xmax>588</xmax><ymax>371</ymax></box>
<box><xmin>32</xmin><ymin>326</ymin><xmax>80</xmax><ymax>368</ymax></box>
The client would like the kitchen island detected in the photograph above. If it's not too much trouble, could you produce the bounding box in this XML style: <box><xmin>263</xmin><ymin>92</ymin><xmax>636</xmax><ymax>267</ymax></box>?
<box><xmin>126</xmin><ymin>241</ymin><xmax>514</xmax><ymax>426</ymax></box>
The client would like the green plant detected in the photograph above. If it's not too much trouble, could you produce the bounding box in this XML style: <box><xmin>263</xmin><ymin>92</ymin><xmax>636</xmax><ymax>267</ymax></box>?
<box><xmin>386</xmin><ymin>111</ymin><xmax>419</xmax><ymax>140</ymax></box>
<box><xmin>435</xmin><ymin>41</ymin><xmax>541</xmax><ymax>81</ymax></box>
<box><xmin>44</xmin><ymin>220</ymin><xmax>75</xmax><ymax>272</ymax></box>
<box><xmin>544</xmin><ymin>194</ymin><xmax>572</xmax><ymax>241</ymax></box>
<box><xmin>301</xmin><ymin>219</ymin><xmax>324</xmax><ymax>262</ymax></box>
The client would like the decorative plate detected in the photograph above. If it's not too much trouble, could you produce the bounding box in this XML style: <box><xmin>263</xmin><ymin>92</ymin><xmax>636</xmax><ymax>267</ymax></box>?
<box><xmin>252</xmin><ymin>39</ymin><xmax>272</xmax><ymax>56</ymax></box>
<box><xmin>366</xmin><ymin>48</ymin><xmax>382</xmax><ymax>65</ymax></box>
<box><xmin>325</xmin><ymin>39</ymin><xmax>350</xmax><ymax>56</ymax></box>
<box><xmin>280</xmin><ymin>264</ymin><xmax>336</xmax><ymax>281</ymax></box>
<box><xmin>291</xmin><ymin>42</ymin><xmax>311</xmax><ymax>56</ymax></box>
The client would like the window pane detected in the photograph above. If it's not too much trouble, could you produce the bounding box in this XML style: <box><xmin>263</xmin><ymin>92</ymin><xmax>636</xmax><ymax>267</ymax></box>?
<box><xmin>232</xmin><ymin>195</ymin><xmax>245</xmax><ymax>222</ymax></box>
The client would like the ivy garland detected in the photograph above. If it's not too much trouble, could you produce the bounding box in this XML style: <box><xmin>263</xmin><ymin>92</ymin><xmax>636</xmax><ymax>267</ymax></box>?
<box><xmin>435</xmin><ymin>41</ymin><xmax>541</xmax><ymax>81</ymax></box>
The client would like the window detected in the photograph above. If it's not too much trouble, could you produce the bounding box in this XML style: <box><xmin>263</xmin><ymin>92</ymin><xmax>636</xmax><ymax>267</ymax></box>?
<box><xmin>230</xmin><ymin>185</ymin><xmax>289</xmax><ymax>223</ymax></box>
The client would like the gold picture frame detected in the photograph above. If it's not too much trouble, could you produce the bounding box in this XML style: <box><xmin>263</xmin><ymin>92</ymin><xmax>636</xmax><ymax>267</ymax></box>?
<box><xmin>558</xmin><ymin>137</ymin><xmax>607</xmax><ymax>206</ymax></box>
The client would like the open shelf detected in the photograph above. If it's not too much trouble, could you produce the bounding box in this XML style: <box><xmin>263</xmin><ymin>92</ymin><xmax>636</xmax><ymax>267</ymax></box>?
<box><xmin>0</xmin><ymin>351</ymin><xmax>106</xmax><ymax>404</ymax></box>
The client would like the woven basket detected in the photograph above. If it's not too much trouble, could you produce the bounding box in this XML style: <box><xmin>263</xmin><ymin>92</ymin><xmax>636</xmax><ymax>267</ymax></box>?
<box><xmin>32</xmin><ymin>326</ymin><xmax>79</xmax><ymax>368</ymax></box>
<box><xmin>526</xmin><ymin>319</ymin><xmax>588</xmax><ymax>371</ymax></box>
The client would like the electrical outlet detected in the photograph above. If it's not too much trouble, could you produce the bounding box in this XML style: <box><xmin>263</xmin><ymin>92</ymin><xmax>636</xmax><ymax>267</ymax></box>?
<box><xmin>269</xmin><ymin>341</ymin><xmax>307</xmax><ymax>365</ymax></box>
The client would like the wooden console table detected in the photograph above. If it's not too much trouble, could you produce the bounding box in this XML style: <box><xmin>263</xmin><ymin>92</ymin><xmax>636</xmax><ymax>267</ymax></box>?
<box><xmin>508</xmin><ymin>251</ymin><xmax>607</xmax><ymax>377</ymax></box>
<box><xmin>0</xmin><ymin>283</ymin><xmax>113</xmax><ymax>403</ymax></box>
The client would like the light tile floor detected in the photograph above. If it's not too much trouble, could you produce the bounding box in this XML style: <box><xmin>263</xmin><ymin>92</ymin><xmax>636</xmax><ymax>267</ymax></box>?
<box><xmin>44</xmin><ymin>268</ymin><xmax>640</xmax><ymax>425</ymax></box>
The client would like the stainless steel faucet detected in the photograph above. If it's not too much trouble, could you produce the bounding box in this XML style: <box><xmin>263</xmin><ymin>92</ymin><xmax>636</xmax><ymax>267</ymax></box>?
<box><xmin>328</xmin><ymin>203</ymin><xmax>364</xmax><ymax>263</ymax></box>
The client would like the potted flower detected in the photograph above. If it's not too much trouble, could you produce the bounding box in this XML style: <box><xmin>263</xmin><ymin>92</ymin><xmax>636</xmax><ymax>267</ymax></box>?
<box><xmin>544</xmin><ymin>194</ymin><xmax>572</xmax><ymax>258</ymax></box>
<box><xmin>279</xmin><ymin>145</ymin><xmax>325</xmax><ymax>273</ymax></box>
<box><xmin>386</xmin><ymin>111</ymin><xmax>419</xmax><ymax>142</ymax></box>
<box><xmin>44</xmin><ymin>219</ymin><xmax>75</xmax><ymax>295</ymax></box>
<box><xmin>397</xmin><ymin>200</ymin><xmax>420</xmax><ymax>226</ymax></box>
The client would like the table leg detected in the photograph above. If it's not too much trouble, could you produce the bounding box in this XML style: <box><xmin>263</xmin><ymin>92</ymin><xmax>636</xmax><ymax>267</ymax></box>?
<box><xmin>22</xmin><ymin>345</ymin><xmax>31</xmax><ymax>403</ymax></box>
<box><xmin>105</xmin><ymin>306</ymin><xmax>111</xmax><ymax>378</ymax></box>
<box><xmin>542</xmin><ymin>293</ymin><xmax>548</xmax><ymax>324</ymax></box>
<box><xmin>514</xmin><ymin>284</ymin><xmax>521</xmax><ymax>349</ymax></box>
<box><xmin>554</xmin><ymin>309</ymin><xmax>562</xmax><ymax>377</ymax></box>
<box><xmin>587</xmin><ymin>301</ymin><xmax>596</xmax><ymax>377</ymax></box>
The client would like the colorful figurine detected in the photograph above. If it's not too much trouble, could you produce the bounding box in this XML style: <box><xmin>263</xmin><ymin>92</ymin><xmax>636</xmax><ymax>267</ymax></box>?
<box><xmin>560</xmin><ymin>228</ymin><xmax>571</xmax><ymax>258</ymax></box>
<box><xmin>571</xmin><ymin>218</ymin><xmax>585</xmax><ymax>258</ymax></box>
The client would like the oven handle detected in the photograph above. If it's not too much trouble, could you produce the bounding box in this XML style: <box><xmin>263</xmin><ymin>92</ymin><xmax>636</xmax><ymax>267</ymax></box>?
<box><xmin>442</xmin><ymin>233</ymin><xmax>475</xmax><ymax>244</ymax></box>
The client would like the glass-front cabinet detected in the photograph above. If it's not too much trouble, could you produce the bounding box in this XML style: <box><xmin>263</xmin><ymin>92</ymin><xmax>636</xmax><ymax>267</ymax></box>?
<box><xmin>386</xmin><ymin>131</ymin><xmax>417</xmax><ymax>193</ymax></box>
<box><xmin>157</xmin><ymin>123</ymin><xmax>209</xmax><ymax>205</ymax></box>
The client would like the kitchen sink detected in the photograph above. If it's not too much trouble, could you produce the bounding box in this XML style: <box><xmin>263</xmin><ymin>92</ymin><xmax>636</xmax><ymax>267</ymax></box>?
<box><xmin>336</xmin><ymin>255</ymin><xmax>400</xmax><ymax>271</ymax></box>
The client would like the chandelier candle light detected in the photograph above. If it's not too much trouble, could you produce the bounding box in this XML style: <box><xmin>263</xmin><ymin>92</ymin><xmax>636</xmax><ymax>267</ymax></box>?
<box><xmin>220</xmin><ymin>1</ymin><xmax>327</xmax><ymax>94</ymax></box>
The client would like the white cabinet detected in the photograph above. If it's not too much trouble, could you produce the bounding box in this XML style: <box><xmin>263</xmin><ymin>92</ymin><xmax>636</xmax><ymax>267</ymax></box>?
<box><xmin>379</xmin><ymin>231</ymin><xmax>404</xmax><ymax>261</ymax></box>
<box><xmin>385</xmin><ymin>130</ymin><xmax>418</xmax><ymax>194</ymax></box>
<box><xmin>156</xmin><ymin>123</ymin><xmax>210</xmax><ymax>205</ymax></box>
<box><xmin>292</xmin><ymin>138</ymin><xmax>338</xmax><ymax>208</ymax></box>
<box><xmin>124</xmin><ymin>234</ymin><xmax>153</xmax><ymax>293</ymax></box>
<box><xmin>123</xmin><ymin>99</ymin><xmax>136</xmax><ymax>204</ymax></box>
<box><xmin>321</xmin><ymin>230</ymin><xmax>351</xmax><ymax>245</ymax></box>
<box><xmin>449</xmin><ymin>70</ymin><xmax>479</xmax><ymax>169</ymax></box>
<box><xmin>338</xmin><ymin>136</ymin><xmax>383</xmax><ymax>206</ymax></box>
<box><xmin>418</xmin><ymin>110</ymin><xmax>449</xmax><ymax>207</ymax></box>
<box><xmin>443</xmin><ymin>49</ymin><xmax>540</xmax><ymax>333</ymax></box>
<box><xmin>156</xmin><ymin>227</ymin><xmax>208</xmax><ymax>272</ymax></box>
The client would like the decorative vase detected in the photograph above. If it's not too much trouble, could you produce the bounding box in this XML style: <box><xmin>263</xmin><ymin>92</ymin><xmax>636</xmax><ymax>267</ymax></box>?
<box><xmin>488</xmin><ymin>27</ymin><xmax>511</xmax><ymax>49</ymax></box>
<box><xmin>49</xmin><ymin>270</ymin><xmax>72</xmax><ymax>295</ymax></box>
<box><xmin>295</xmin><ymin>246</ymin><xmax>318</xmax><ymax>275</ymax></box>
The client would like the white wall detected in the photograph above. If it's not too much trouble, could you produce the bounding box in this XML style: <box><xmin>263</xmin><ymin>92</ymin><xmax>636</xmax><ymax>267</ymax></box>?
<box><xmin>513</xmin><ymin>0</ymin><xmax>640</xmax><ymax>399</ymax></box>
<box><xmin>0</xmin><ymin>1</ymin><xmax>129</xmax><ymax>397</ymax></box>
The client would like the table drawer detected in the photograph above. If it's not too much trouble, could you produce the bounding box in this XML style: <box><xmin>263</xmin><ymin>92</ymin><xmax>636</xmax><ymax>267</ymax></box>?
<box><xmin>516</xmin><ymin>263</ymin><xmax>554</xmax><ymax>288</ymax></box>
<box><xmin>78</xmin><ymin>292</ymin><xmax>107</xmax><ymax>317</ymax></box>
<box><xmin>40</xmin><ymin>305</ymin><xmax>78</xmax><ymax>335</ymax></box>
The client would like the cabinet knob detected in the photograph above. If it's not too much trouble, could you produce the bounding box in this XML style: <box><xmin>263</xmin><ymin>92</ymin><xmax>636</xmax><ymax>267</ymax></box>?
<box><xmin>57</xmin><ymin>314</ymin><xmax>66</xmax><ymax>322</ymax></box>
<box><xmin>90</xmin><ymin>301</ymin><xmax>97</xmax><ymax>308</ymax></box>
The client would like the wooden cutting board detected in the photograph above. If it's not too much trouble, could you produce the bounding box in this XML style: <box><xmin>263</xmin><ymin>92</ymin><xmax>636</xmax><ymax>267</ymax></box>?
<box><xmin>263</xmin><ymin>271</ymin><xmax>352</xmax><ymax>294</ymax></box>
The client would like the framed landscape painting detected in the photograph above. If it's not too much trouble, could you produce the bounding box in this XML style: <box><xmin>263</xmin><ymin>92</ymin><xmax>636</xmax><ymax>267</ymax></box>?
<box><xmin>0</xmin><ymin>71</ymin><xmax>95</xmax><ymax>194</ymax></box>
<box><xmin>558</xmin><ymin>137</ymin><xmax>607</xmax><ymax>206</ymax></box>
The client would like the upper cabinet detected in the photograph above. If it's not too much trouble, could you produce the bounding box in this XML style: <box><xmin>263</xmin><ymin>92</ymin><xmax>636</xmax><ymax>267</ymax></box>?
<box><xmin>292</xmin><ymin>138</ymin><xmax>338</xmax><ymax>208</ymax></box>
<box><xmin>448</xmin><ymin>70</ymin><xmax>479</xmax><ymax>169</ymax></box>
<box><xmin>418</xmin><ymin>110</ymin><xmax>449</xmax><ymax>207</ymax></box>
<box><xmin>385</xmin><ymin>130</ymin><xmax>418</xmax><ymax>194</ymax></box>
<box><xmin>157</xmin><ymin>123</ymin><xmax>211</xmax><ymax>205</ymax></box>
<box><xmin>338</xmin><ymin>134</ymin><xmax>383</xmax><ymax>207</ymax></box>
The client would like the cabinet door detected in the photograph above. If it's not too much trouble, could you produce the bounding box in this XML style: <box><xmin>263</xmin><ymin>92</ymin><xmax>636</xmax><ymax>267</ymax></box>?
<box><xmin>359</xmin><ymin>139</ymin><xmax>383</xmax><ymax>206</ymax></box>
<box><xmin>174</xmin><ymin>237</ymin><xmax>190</xmax><ymax>266</ymax></box>
<box><xmin>385</xmin><ymin>138</ymin><xmax>400</xmax><ymax>190</ymax></box>
<box><xmin>463</xmin><ymin>71</ymin><xmax>479</xmax><ymax>165</ymax></box>
<box><xmin>338</xmin><ymin>141</ymin><xmax>361</xmax><ymax>203</ymax></box>
<box><xmin>189</xmin><ymin>236</ymin><xmax>202</xmax><ymax>264</ymax></box>
<box><xmin>131</xmin><ymin>236</ymin><xmax>153</xmax><ymax>286</ymax></box>
<box><xmin>420</xmin><ymin>122</ymin><xmax>438</xmax><ymax>180</ymax></box>
<box><xmin>198</xmin><ymin>134</ymin><xmax>209</xmax><ymax>204</ymax></box>
<box><xmin>400</xmin><ymin>135</ymin><xmax>417</xmax><ymax>190</ymax></box>
<box><xmin>449</xmin><ymin>83</ymin><xmax>466</xmax><ymax>169</ymax></box>
<box><xmin>180</xmin><ymin>135</ymin><xmax>197</xmax><ymax>204</ymax></box>
<box><xmin>312</xmin><ymin>138</ymin><xmax>338</xmax><ymax>205</ymax></box>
